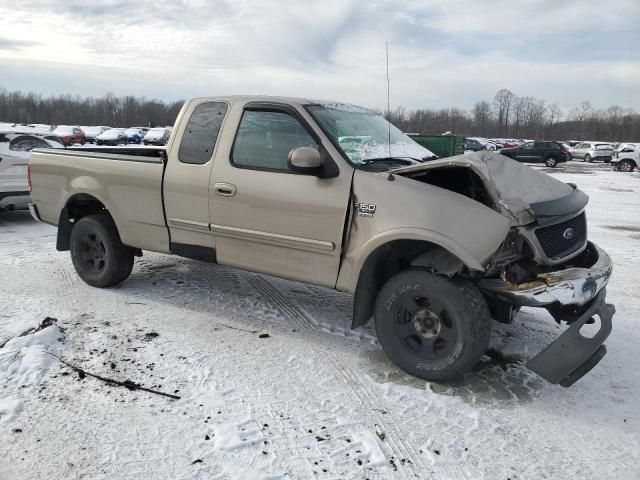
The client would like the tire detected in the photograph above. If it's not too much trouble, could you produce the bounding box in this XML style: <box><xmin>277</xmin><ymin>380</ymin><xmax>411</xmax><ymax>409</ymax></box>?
<box><xmin>584</xmin><ymin>154</ymin><xmax>592</xmax><ymax>163</ymax></box>
<box><xmin>69</xmin><ymin>213</ymin><xmax>134</xmax><ymax>288</ymax></box>
<box><xmin>374</xmin><ymin>269</ymin><xmax>492</xmax><ymax>382</ymax></box>
<box><xmin>68</xmin><ymin>138</ymin><xmax>74</xmax><ymax>146</ymax></box>
<box><xmin>545</xmin><ymin>156</ymin><xmax>558</xmax><ymax>168</ymax></box>
<box><xmin>620</xmin><ymin>160</ymin><xmax>635</xmax><ymax>172</ymax></box>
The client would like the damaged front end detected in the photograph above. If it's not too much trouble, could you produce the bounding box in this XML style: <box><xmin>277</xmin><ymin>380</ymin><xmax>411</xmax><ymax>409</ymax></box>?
<box><xmin>479</xmin><ymin>241</ymin><xmax>614</xmax><ymax>386</ymax></box>
<box><xmin>391</xmin><ymin>152</ymin><xmax>616</xmax><ymax>386</ymax></box>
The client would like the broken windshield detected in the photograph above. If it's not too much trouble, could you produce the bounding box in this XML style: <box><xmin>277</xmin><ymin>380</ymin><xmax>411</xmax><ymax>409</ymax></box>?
<box><xmin>307</xmin><ymin>103</ymin><xmax>434</xmax><ymax>165</ymax></box>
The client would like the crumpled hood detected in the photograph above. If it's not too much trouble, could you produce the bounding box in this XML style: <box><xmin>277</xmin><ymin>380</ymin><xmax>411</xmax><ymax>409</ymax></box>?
<box><xmin>390</xmin><ymin>151</ymin><xmax>576</xmax><ymax>225</ymax></box>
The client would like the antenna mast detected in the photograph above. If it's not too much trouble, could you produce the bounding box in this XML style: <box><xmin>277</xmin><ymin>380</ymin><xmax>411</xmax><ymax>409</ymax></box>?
<box><xmin>386</xmin><ymin>42</ymin><xmax>391</xmax><ymax>158</ymax></box>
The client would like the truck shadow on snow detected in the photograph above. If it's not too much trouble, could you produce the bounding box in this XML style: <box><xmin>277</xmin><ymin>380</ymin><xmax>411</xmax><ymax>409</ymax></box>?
<box><xmin>121</xmin><ymin>253</ymin><xmax>551</xmax><ymax>404</ymax></box>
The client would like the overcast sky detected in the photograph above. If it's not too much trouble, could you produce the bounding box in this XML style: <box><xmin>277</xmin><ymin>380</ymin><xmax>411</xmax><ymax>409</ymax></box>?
<box><xmin>0</xmin><ymin>0</ymin><xmax>638</xmax><ymax>114</ymax></box>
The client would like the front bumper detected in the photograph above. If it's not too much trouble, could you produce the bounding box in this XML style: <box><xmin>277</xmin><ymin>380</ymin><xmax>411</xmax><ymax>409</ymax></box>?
<box><xmin>478</xmin><ymin>242</ymin><xmax>611</xmax><ymax>308</ymax></box>
<box><xmin>479</xmin><ymin>242</ymin><xmax>615</xmax><ymax>386</ymax></box>
<box><xmin>527</xmin><ymin>289</ymin><xmax>614</xmax><ymax>386</ymax></box>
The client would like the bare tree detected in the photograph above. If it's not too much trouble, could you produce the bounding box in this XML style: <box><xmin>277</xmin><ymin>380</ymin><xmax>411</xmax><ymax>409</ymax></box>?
<box><xmin>493</xmin><ymin>88</ymin><xmax>515</xmax><ymax>136</ymax></box>
<box><xmin>472</xmin><ymin>101</ymin><xmax>493</xmax><ymax>136</ymax></box>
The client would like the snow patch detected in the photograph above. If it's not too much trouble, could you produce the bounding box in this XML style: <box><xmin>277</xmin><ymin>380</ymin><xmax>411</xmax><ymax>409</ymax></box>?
<box><xmin>0</xmin><ymin>322</ymin><xmax>66</xmax><ymax>422</ymax></box>
<box><xmin>213</xmin><ymin>417</ymin><xmax>261</xmax><ymax>451</ymax></box>
<box><xmin>0</xmin><ymin>325</ymin><xmax>65</xmax><ymax>380</ymax></box>
<box><xmin>0</xmin><ymin>397</ymin><xmax>22</xmax><ymax>423</ymax></box>
<box><xmin>349</xmin><ymin>429</ymin><xmax>388</xmax><ymax>467</ymax></box>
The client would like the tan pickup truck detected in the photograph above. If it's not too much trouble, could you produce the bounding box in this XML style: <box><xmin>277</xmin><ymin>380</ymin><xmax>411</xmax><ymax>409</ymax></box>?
<box><xmin>28</xmin><ymin>96</ymin><xmax>615</xmax><ymax>386</ymax></box>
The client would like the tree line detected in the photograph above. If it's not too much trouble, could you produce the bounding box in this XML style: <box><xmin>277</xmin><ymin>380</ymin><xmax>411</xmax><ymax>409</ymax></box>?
<box><xmin>0</xmin><ymin>88</ymin><xmax>184</xmax><ymax>128</ymax></box>
<box><xmin>386</xmin><ymin>88</ymin><xmax>640</xmax><ymax>142</ymax></box>
<box><xmin>1</xmin><ymin>86</ymin><xmax>639</xmax><ymax>141</ymax></box>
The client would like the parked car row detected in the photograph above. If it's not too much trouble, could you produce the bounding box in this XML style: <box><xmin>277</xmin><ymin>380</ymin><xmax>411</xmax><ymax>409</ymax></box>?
<box><xmin>464</xmin><ymin>137</ymin><xmax>527</xmax><ymax>152</ymax></box>
<box><xmin>461</xmin><ymin>136</ymin><xmax>640</xmax><ymax>170</ymax></box>
<box><xmin>0</xmin><ymin>123</ymin><xmax>173</xmax><ymax>146</ymax></box>
<box><xmin>493</xmin><ymin>138</ymin><xmax>640</xmax><ymax>172</ymax></box>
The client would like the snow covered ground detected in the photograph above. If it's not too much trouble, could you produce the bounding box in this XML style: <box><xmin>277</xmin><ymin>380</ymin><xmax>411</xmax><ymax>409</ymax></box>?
<box><xmin>1</xmin><ymin>161</ymin><xmax>639</xmax><ymax>479</ymax></box>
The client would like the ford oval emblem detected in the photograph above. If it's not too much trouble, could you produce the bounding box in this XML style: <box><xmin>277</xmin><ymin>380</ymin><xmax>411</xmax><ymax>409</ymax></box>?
<box><xmin>562</xmin><ymin>228</ymin><xmax>575</xmax><ymax>240</ymax></box>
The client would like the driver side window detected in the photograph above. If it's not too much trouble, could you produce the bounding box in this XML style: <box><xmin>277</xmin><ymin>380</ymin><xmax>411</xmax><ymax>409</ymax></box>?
<box><xmin>521</xmin><ymin>142</ymin><xmax>534</xmax><ymax>150</ymax></box>
<box><xmin>231</xmin><ymin>110</ymin><xmax>318</xmax><ymax>172</ymax></box>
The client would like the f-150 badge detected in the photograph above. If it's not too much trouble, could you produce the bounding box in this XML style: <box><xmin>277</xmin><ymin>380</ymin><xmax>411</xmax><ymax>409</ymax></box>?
<box><xmin>355</xmin><ymin>202</ymin><xmax>376</xmax><ymax>217</ymax></box>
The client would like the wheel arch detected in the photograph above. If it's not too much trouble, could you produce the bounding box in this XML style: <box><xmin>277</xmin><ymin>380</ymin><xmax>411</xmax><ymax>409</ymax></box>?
<box><xmin>348</xmin><ymin>234</ymin><xmax>485</xmax><ymax>330</ymax></box>
<box><xmin>57</xmin><ymin>193</ymin><xmax>113</xmax><ymax>251</ymax></box>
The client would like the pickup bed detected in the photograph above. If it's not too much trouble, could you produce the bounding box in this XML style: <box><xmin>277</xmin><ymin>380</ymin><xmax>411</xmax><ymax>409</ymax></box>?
<box><xmin>29</xmin><ymin>95</ymin><xmax>615</xmax><ymax>386</ymax></box>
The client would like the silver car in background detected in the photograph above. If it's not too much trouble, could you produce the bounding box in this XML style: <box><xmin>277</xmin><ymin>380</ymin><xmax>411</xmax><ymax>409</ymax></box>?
<box><xmin>571</xmin><ymin>142</ymin><xmax>614</xmax><ymax>163</ymax></box>
<box><xmin>81</xmin><ymin>126</ymin><xmax>111</xmax><ymax>144</ymax></box>
<box><xmin>0</xmin><ymin>132</ymin><xmax>63</xmax><ymax>211</ymax></box>
<box><xmin>143</xmin><ymin>126</ymin><xmax>172</xmax><ymax>145</ymax></box>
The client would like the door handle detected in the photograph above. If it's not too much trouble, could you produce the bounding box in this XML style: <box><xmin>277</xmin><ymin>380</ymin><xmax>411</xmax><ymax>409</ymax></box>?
<box><xmin>214</xmin><ymin>182</ymin><xmax>237</xmax><ymax>197</ymax></box>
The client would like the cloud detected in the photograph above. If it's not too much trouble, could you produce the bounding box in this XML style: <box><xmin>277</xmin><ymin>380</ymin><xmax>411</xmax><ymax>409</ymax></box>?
<box><xmin>0</xmin><ymin>0</ymin><xmax>638</xmax><ymax>111</ymax></box>
<box><xmin>0</xmin><ymin>36</ymin><xmax>37</xmax><ymax>51</ymax></box>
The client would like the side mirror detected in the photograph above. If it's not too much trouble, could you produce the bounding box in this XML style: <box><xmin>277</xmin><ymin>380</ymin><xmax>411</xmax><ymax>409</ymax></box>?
<box><xmin>288</xmin><ymin>147</ymin><xmax>323</xmax><ymax>175</ymax></box>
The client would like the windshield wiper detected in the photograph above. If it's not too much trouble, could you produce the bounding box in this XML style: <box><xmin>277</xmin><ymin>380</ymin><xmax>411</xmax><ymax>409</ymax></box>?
<box><xmin>360</xmin><ymin>157</ymin><xmax>421</xmax><ymax>165</ymax></box>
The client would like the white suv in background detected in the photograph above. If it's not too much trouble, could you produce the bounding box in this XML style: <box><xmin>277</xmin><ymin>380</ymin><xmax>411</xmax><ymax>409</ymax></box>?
<box><xmin>0</xmin><ymin>133</ymin><xmax>63</xmax><ymax>211</ymax></box>
<box><xmin>611</xmin><ymin>145</ymin><xmax>639</xmax><ymax>172</ymax></box>
<box><xmin>571</xmin><ymin>142</ymin><xmax>614</xmax><ymax>163</ymax></box>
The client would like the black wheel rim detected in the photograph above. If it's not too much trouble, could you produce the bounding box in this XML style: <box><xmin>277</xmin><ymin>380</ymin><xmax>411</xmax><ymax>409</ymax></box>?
<box><xmin>79</xmin><ymin>232</ymin><xmax>107</xmax><ymax>273</ymax></box>
<box><xmin>393</xmin><ymin>294</ymin><xmax>458</xmax><ymax>360</ymax></box>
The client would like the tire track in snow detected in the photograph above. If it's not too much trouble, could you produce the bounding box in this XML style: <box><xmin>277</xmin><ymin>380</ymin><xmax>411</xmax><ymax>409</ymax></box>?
<box><xmin>243</xmin><ymin>272</ymin><xmax>425</xmax><ymax>477</ymax></box>
<box><xmin>241</xmin><ymin>272</ymin><xmax>316</xmax><ymax>331</ymax></box>
<box><xmin>336</xmin><ymin>365</ymin><xmax>428</xmax><ymax>474</ymax></box>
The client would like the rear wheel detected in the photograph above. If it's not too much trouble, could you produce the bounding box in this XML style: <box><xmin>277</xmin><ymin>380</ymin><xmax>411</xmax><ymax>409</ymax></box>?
<box><xmin>374</xmin><ymin>269</ymin><xmax>492</xmax><ymax>382</ymax></box>
<box><xmin>620</xmin><ymin>160</ymin><xmax>635</xmax><ymax>172</ymax></box>
<box><xmin>70</xmin><ymin>213</ymin><xmax>134</xmax><ymax>288</ymax></box>
<box><xmin>545</xmin><ymin>156</ymin><xmax>558</xmax><ymax>168</ymax></box>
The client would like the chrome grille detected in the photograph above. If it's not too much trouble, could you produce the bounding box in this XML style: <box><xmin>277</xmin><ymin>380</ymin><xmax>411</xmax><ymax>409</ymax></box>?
<box><xmin>535</xmin><ymin>213</ymin><xmax>587</xmax><ymax>259</ymax></box>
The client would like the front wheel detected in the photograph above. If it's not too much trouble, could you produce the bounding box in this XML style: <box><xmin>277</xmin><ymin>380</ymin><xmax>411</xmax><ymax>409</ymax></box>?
<box><xmin>620</xmin><ymin>160</ymin><xmax>635</xmax><ymax>172</ymax></box>
<box><xmin>70</xmin><ymin>213</ymin><xmax>134</xmax><ymax>288</ymax></box>
<box><xmin>584</xmin><ymin>154</ymin><xmax>592</xmax><ymax>163</ymax></box>
<box><xmin>374</xmin><ymin>269</ymin><xmax>492</xmax><ymax>382</ymax></box>
<box><xmin>545</xmin><ymin>156</ymin><xmax>558</xmax><ymax>168</ymax></box>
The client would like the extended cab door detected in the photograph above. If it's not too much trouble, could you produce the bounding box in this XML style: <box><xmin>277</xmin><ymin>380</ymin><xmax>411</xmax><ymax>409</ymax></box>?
<box><xmin>208</xmin><ymin>101</ymin><xmax>353</xmax><ymax>287</ymax></box>
<box><xmin>163</xmin><ymin>100</ymin><xmax>229</xmax><ymax>253</ymax></box>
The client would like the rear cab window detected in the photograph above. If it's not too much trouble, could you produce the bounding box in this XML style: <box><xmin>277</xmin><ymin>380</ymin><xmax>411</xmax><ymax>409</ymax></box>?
<box><xmin>179</xmin><ymin>102</ymin><xmax>228</xmax><ymax>165</ymax></box>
